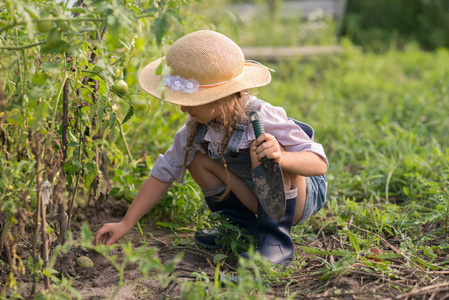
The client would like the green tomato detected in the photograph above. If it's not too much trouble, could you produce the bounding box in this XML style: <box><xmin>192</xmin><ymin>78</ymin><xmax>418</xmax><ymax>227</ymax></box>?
<box><xmin>112</xmin><ymin>80</ymin><xmax>128</xmax><ymax>95</ymax></box>
<box><xmin>36</xmin><ymin>19</ymin><xmax>53</xmax><ymax>33</ymax></box>
<box><xmin>76</xmin><ymin>256</ymin><xmax>94</xmax><ymax>268</ymax></box>
<box><xmin>46</xmin><ymin>27</ymin><xmax>62</xmax><ymax>45</ymax></box>
<box><xmin>114</xmin><ymin>68</ymin><xmax>121</xmax><ymax>79</ymax></box>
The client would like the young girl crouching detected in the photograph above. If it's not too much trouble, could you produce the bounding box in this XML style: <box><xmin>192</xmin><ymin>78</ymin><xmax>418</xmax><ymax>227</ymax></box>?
<box><xmin>95</xmin><ymin>30</ymin><xmax>328</xmax><ymax>268</ymax></box>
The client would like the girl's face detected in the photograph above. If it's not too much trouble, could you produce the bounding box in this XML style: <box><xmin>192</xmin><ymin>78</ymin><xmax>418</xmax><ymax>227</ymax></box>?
<box><xmin>180</xmin><ymin>101</ymin><xmax>222</xmax><ymax>124</ymax></box>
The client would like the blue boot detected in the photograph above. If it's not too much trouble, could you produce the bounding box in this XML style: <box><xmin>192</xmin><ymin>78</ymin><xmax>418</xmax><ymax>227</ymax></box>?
<box><xmin>194</xmin><ymin>184</ymin><xmax>257</xmax><ymax>249</ymax></box>
<box><xmin>242</xmin><ymin>186</ymin><xmax>297</xmax><ymax>268</ymax></box>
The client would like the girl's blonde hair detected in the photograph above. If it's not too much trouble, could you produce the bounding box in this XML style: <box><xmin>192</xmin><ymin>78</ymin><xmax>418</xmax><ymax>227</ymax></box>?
<box><xmin>180</xmin><ymin>92</ymin><xmax>250</xmax><ymax>201</ymax></box>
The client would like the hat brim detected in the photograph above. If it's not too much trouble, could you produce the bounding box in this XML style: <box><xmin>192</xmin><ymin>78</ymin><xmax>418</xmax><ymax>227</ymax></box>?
<box><xmin>138</xmin><ymin>58</ymin><xmax>271</xmax><ymax>106</ymax></box>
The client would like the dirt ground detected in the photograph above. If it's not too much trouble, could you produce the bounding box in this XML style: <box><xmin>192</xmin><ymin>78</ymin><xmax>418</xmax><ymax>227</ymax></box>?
<box><xmin>3</xmin><ymin>198</ymin><xmax>449</xmax><ymax>299</ymax></box>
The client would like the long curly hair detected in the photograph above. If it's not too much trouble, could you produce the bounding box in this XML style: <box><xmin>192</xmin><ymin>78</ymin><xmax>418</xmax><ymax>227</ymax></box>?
<box><xmin>180</xmin><ymin>91</ymin><xmax>250</xmax><ymax>200</ymax></box>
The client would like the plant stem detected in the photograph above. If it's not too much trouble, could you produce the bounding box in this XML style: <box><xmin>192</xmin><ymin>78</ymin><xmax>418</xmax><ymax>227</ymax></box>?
<box><xmin>135</xmin><ymin>13</ymin><xmax>157</xmax><ymax>19</ymax></box>
<box><xmin>0</xmin><ymin>41</ymin><xmax>45</xmax><ymax>50</ymax></box>
<box><xmin>62</xmin><ymin>79</ymin><xmax>69</xmax><ymax>162</ymax></box>
<box><xmin>101</xmin><ymin>252</ymin><xmax>125</xmax><ymax>300</ymax></box>
<box><xmin>50</xmin><ymin>71</ymin><xmax>69</xmax><ymax>135</ymax></box>
<box><xmin>0</xmin><ymin>213</ymin><xmax>11</xmax><ymax>264</ymax></box>
<box><xmin>35</xmin><ymin>17</ymin><xmax>102</xmax><ymax>23</ymax></box>
<box><xmin>62</xmin><ymin>0</ymin><xmax>71</xmax><ymax>15</ymax></box>
<box><xmin>31</xmin><ymin>136</ymin><xmax>44</xmax><ymax>295</ymax></box>
<box><xmin>68</xmin><ymin>111</ymin><xmax>83</xmax><ymax>227</ymax></box>
<box><xmin>1</xmin><ymin>17</ymin><xmax>102</xmax><ymax>30</ymax></box>
<box><xmin>118</xmin><ymin>119</ymin><xmax>134</xmax><ymax>162</ymax></box>
<box><xmin>111</xmin><ymin>267</ymin><xmax>125</xmax><ymax>300</ymax></box>
<box><xmin>67</xmin><ymin>172</ymin><xmax>81</xmax><ymax>228</ymax></box>
<box><xmin>39</xmin><ymin>177</ymin><xmax>50</xmax><ymax>289</ymax></box>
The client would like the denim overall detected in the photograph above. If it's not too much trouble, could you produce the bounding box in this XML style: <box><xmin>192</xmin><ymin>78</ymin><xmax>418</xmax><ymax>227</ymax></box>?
<box><xmin>193</xmin><ymin>104</ymin><xmax>328</xmax><ymax>224</ymax></box>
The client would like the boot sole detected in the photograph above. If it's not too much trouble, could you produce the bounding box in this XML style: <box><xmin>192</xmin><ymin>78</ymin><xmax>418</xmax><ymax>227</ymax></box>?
<box><xmin>193</xmin><ymin>236</ymin><xmax>223</xmax><ymax>249</ymax></box>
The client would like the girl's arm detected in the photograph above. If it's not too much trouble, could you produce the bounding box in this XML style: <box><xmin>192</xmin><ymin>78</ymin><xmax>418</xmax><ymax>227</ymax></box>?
<box><xmin>252</xmin><ymin>133</ymin><xmax>328</xmax><ymax>177</ymax></box>
<box><xmin>278</xmin><ymin>150</ymin><xmax>328</xmax><ymax>176</ymax></box>
<box><xmin>95</xmin><ymin>175</ymin><xmax>172</xmax><ymax>246</ymax></box>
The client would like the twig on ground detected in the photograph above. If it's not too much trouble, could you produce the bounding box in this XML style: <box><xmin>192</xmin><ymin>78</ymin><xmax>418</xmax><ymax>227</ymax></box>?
<box><xmin>390</xmin><ymin>282</ymin><xmax>449</xmax><ymax>299</ymax></box>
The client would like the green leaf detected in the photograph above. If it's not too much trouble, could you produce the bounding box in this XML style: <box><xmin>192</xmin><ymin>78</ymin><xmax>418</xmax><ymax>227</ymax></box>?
<box><xmin>166</xmin><ymin>10</ymin><xmax>182</xmax><ymax>23</ymax></box>
<box><xmin>70</xmin><ymin>7</ymin><xmax>86</xmax><ymax>14</ymax></box>
<box><xmin>109</xmin><ymin>113</ymin><xmax>117</xmax><ymax>129</ymax></box>
<box><xmin>97</xmin><ymin>101</ymin><xmax>105</xmax><ymax>122</ymax></box>
<box><xmin>6</xmin><ymin>113</ymin><xmax>24</xmax><ymax>125</ymax></box>
<box><xmin>43</xmin><ymin>268</ymin><xmax>58</xmax><ymax>277</ymax></box>
<box><xmin>156</xmin><ymin>222</ymin><xmax>173</xmax><ymax>228</ymax></box>
<box><xmin>155</xmin><ymin>62</ymin><xmax>163</xmax><ymax>75</ymax></box>
<box><xmin>31</xmin><ymin>73</ymin><xmax>47</xmax><ymax>85</ymax></box>
<box><xmin>375</xmin><ymin>253</ymin><xmax>402</xmax><ymax>260</ymax></box>
<box><xmin>121</xmin><ymin>105</ymin><xmax>134</xmax><ymax>124</ymax></box>
<box><xmin>31</xmin><ymin>102</ymin><xmax>48</xmax><ymax>130</ymax></box>
<box><xmin>151</xmin><ymin>13</ymin><xmax>168</xmax><ymax>46</ymax></box>
<box><xmin>140</xmin><ymin>8</ymin><xmax>158</xmax><ymax>15</ymax></box>
<box><xmin>29</xmin><ymin>85</ymin><xmax>48</xmax><ymax>99</ymax></box>
<box><xmin>34</xmin><ymin>293</ymin><xmax>47</xmax><ymax>300</ymax></box>
<box><xmin>63</xmin><ymin>160</ymin><xmax>81</xmax><ymax>175</ymax></box>
<box><xmin>81</xmin><ymin>222</ymin><xmax>93</xmax><ymax>243</ymax></box>
<box><xmin>84</xmin><ymin>161</ymin><xmax>98</xmax><ymax>188</ymax></box>
<box><xmin>347</xmin><ymin>231</ymin><xmax>360</xmax><ymax>255</ymax></box>
<box><xmin>42</xmin><ymin>40</ymin><xmax>69</xmax><ymax>55</ymax></box>
<box><xmin>67</xmin><ymin>142</ymin><xmax>79</xmax><ymax>147</ymax></box>
<box><xmin>231</xmin><ymin>241</ymin><xmax>237</xmax><ymax>252</ymax></box>
<box><xmin>403</xmin><ymin>186</ymin><xmax>409</xmax><ymax>196</ymax></box>
<box><xmin>41</xmin><ymin>61</ymin><xmax>63</xmax><ymax>74</ymax></box>
<box><xmin>213</xmin><ymin>254</ymin><xmax>227</xmax><ymax>264</ymax></box>
<box><xmin>300</xmin><ymin>246</ymin><xmax>352</xmax><ymax>256</ymax></box>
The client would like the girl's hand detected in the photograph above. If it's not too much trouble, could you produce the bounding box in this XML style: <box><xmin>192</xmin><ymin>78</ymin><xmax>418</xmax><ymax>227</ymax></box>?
<box><xmin>95</xmin><ymin>222</ymin><xmax>130</xmax><ymax>246</ymax></box>
<box><xmin>251</xmin><ymin>133</ymin><xmax>283</xmax><ymax>164</ymax></box>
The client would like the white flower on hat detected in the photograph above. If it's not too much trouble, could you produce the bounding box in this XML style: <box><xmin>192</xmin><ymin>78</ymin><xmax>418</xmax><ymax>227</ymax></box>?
<box><xmin>171</xmin><ymin>75</ymin><xmax>185</xmax><ymax>91</ymax></box>
<box><xmin>163</xmin><ymin>75</ymin><xmax>199</xmax><ymax>94</ymax></box>
<box><xmin>163</xmin><ymin>75</ymin><xmax>174</xmax><ymax>87</ymax></box>
<box><xmin>183</xmin><ymin>78</ymin><xmax>200</xmax><ymax>94</ymax></box>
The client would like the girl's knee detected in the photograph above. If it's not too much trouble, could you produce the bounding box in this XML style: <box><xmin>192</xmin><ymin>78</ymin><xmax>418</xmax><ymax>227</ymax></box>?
<box><xmin>188</xmin><ymin>152</ymin><xmax>226</xmax><ymax>188</ymax></box>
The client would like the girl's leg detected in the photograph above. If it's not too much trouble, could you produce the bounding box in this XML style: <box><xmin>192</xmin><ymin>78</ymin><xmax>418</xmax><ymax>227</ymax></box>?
<box><xmin>188</xmin><ymin>152</ymin><xmax>258</xmax><ymax>213</ymax></box>
<box><xmin>188</xmin><ymin>152</ymin><xmax>258</xmax><ymax>249</ymax></box>
<box><xmin>249</xmin><ymin>146</ymin><xmax>307</xmax><ymax>223</ymax></box>
<box><xmin>245</xmin><ymin>147</ymin><xmax>306</xmax><ymax>267</ymax></box>
<box><xmin>240</xmin><ymin>182</ymin><xmax>298</xmax><ymax>267</ymax></box>
<box><xmin>292</xmin><ymin>175</ymin><xmax>307</xmax><ymax>224</ymax></box>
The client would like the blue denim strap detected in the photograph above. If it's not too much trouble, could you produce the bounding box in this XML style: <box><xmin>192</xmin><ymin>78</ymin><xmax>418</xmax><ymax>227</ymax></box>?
<box><xmin>225</xmin><ymin>98</ymin><xmax>265</xmax><ymax>154</ymax></box>
<box><xmin>226</xmin><ymin>123</ymin><xmax>247</xmax><ymax>154</ymax></box>
<box><xmin>194</xmin><ymin>123</ymin><xmax>208</xmax><ymax>151</ymax></box>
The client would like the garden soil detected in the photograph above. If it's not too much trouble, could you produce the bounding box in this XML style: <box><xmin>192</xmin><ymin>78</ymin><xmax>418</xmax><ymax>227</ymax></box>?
<box><xmin>2</xmin><ymin>198</ymin><xmax>448</xmax><ymax>299</ymax></box>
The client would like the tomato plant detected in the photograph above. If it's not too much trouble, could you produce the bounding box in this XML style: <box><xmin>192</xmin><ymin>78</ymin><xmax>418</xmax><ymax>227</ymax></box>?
<box><xmin>0</xmin><ymin>0</ymin><xmax>187</xmax><ymax>297</ymax></box>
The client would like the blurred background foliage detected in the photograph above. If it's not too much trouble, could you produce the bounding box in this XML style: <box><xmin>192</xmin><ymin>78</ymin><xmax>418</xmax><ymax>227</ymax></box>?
<box><xmin>343</xmin><ymin>0</ymin><xmax>449</xmax><ymax>51</ymax></box>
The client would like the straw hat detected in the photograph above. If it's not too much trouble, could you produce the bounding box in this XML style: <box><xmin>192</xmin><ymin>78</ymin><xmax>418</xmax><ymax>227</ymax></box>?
<box><xmin>138</xmin><ymin>30</ymin><xmax>271</xmax><ymax>106</ymax></box>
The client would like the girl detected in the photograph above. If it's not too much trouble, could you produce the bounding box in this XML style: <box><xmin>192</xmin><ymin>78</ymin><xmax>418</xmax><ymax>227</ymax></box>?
<box><xmin>95</xmin><ymin>30</ymin><xmax>328</xmax><ymax>268</ymax></box>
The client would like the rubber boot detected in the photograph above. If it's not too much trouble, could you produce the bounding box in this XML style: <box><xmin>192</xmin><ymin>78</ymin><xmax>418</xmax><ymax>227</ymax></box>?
<box><xmin>241</xmin><ymin>187</ymin><xmax>297</xmax><ymax>268</ymax></box>
<box><xmin>194</xmin><ymin>184</ymin><xmax>257</xmax><ymax>249</ymax></box>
